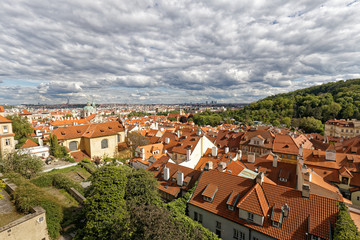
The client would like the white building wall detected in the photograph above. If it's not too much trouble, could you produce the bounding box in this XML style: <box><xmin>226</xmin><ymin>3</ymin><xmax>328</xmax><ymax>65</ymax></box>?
<box><xmin>180</xmin><ymin>136</ymin><xmax>216</xmax><ymax>169</ymax></box>
<box><xmin>188</xmin><ymin>204</ymin><xmax>276</xmax><ymax>240</ymax></box>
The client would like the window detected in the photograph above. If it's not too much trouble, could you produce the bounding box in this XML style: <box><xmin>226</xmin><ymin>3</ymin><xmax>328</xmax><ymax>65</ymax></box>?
<box><xmin>346</xmin><ymin>129</ymin><xmax>348</xmax><ymax>133</ymax></box>
<box><xmin>253</xmin><ymin>238</ymin><xmax>259</xmax><ymax>240</ymax></box>
<box><xmin>194</xmin><ymin>212</ymin><xmax>198</xmax><ymax>221</ymax></box>
<box><xmin>341</xmin><ymin>129</ymin><xmax>344</xmax><ymax>132</ymax></box>
<box><xmin>198</xmin><ymin>213</ymin><xmax>203</xmax><ymax>223</ymax></box>
<box><xmin>3</xmin><ymin>126</ymin><xmax>8</xmax><ymax>133</ymax></box>
<box><xmin>216</xmin><ymin>221</ymin><xmax>221</xmax><ymax>229</ymax></box>
<box><xmin>248</xmin><ymin>212</ymin><xmax>254</xmax><ymax>221</ymax></box>
<box><xmin>357</xmin><ymin>130</ymin><xmax>359</xmax><ymax>133</ymax></box>
<box><xmin>342</xmin><ymin>177</ymin><xmax>349</xmax><ymax>185</ymax></box>
<box><xmin>101</xmin><ymin>139</ymin><xmax>108</xmax><ymax>149</ymax></box>
<box><xmin>272</xmin><ymin>221</ymin><xmax>280</xmax><ymax>228</ymax></box>
<box><xmin>5</xmin><ymin>139</ymin><xmax>10</xmax><ymax>146</ymax></box>
<box><xmin>233</xmin><ymin>229</ymin><xmax>245</xmax><ymax>240</ymax></box>
<box><xmin>69</xmin><ymin>141</ymin><xmax>78</xmax><ymax>151</ymax></box>
<box><xmin>228</xmin><ymin>205</ymin><xmax>234</xmax><ymax>211</ymax></box>
<box><xmin>203</xmin><ymin>196</ymin><xmax>213</xmax><ymax>202</ymax></box>
<box><xmin>216</xmin><ymin>229</ymin><xmax>221</xmax><ymax>238</ymax></box>
<box><xmin>117</xmin><ymin>134</ymin><xmax>121</xmax><ymax>142</ymax></box>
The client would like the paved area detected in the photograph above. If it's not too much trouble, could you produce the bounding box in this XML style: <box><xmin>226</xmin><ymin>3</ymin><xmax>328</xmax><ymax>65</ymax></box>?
<box><xmin>43</xmin><ymin>160</ymin><xmax>78</xmax><ymax>172</ymax></box>
<box><xmin>0</xmin><ymin>190</ymin><xmax>15</xmax><ymax>214</ymax></box>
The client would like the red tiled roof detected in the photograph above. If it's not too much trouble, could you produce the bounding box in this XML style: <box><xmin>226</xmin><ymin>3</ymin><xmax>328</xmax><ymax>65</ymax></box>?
<box><xmin>0</xmin><ymin>106</ymin><xmax>4</xmax><ymax>112</ymax></box>
<box><xmin>202</xmin><ymin>183</ymin><xmax>218</xmax><ymax>199</ymax></box>
<box><xmin>189</xmin><ymin>171</ymin><xmax>338</xmax><ymax>240</ymax></box>
<box><xmin>20</xmin><ymin>139</ymin><xmax>39</xmax><ymax>148</ymax></box>
<box><xmin>0</xmin><ymin>115</ymin><xmax>12</xmax><ymax>123</ymax></box>
<box><xmin>237</xmin><ymin>183</ymin><xmax>269</xmax><ymax>216</ymax></box>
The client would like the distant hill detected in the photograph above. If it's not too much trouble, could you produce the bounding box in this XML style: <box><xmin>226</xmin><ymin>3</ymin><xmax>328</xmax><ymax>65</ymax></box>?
<box><xmin>192</xmin><ymin>79</ymin><xmax>360</xmax><ymax>133</ymax></box>
<box><xmin>239</xmin><ymin>78</ymin><xmax>360</xmax><ymax>123</ymax></box>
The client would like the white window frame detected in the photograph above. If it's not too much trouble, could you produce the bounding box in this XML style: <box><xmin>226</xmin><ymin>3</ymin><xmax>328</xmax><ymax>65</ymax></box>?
<box><xmin>3</xmin><ymin>126</ymin><xmax>8</xmax><ymax>133</ymax></box>
<box><xmin>5</xmin><ymin>138</ymin><xmax>11</xmax><ymax>146</ymax></box>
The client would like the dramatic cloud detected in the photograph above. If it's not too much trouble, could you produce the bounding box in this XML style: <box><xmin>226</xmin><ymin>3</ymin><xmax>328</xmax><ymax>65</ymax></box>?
<box><xmin>0</xmin><ymin>0</ymin><xmax>359</xmax><ymax>104</ymax></box>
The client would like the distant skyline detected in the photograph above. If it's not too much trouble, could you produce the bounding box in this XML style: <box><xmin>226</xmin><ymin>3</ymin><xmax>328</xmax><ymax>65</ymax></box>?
<box><xmin>0</xmin><ymin>0</ymin><xmax>359</xmax><ymax>105</ymax></box>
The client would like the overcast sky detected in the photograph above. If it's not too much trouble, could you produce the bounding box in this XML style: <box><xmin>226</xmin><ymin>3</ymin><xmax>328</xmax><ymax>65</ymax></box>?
<box><xmin>0</xmin><ymin>0</ymin><xmax>359</xmax><ymax>105</ymax></box>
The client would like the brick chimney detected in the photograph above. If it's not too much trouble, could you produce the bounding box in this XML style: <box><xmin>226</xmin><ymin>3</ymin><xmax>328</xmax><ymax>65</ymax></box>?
<box><xmin>302</xmin><ymin>184</ymin><xmax>310</xmax><ymax>198</ymax></box>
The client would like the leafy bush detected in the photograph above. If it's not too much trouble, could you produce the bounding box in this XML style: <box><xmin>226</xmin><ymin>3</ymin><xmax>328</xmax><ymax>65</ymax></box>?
<box><xmin>82</xmin><ymin>158</ymin><xmax>91</xmax><ymax>163</ymax></box>
<box><xmin>31</xmin><ymin>173</ymin><xmax>84</xmax><ymax>194</ymax></box>
<box><xmin>0</xmin><ymin>151</ymin><xmax>44</xmax><ymax>179</ymax></box>
<box><xmin>334</xmin><ymin>202</ymin><xmax>360</xmax><ymax>240</ymax></box>
<box><xmin>9</xmin><ymin>174</ymin><xmax>63</xmax><ymax>239</ymax></box>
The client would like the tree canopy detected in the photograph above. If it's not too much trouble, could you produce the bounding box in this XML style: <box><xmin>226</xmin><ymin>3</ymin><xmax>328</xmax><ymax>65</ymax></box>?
<box><xmin>6</xmin><ymin>115</ymin><xmax>34</xmax><ymax>148</ymax></box>
<box><xmin>191</xmin><ymin>79</ymin><xmax>360</xmax><ymax>133</ymax></box>
<box><xmin>79</xmin><ymin>166</ymin><xmax>130</xmax><ymax>240</ymax></box>
<box><xmin>334</xmin><ymin>202</ymin><xmax>360</xmax><ymax>240</ymax></box>
<box><xmin>0</xmin><ymin>151</ymin><xmax>44</xmax><ymax>179</ymax></box>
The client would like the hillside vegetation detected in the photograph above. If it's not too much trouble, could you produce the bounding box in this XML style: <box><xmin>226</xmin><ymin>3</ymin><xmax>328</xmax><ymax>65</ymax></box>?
<box><xmin>192</xmin><ymin>79</ymin><xmax>360</xmax><ymax>133</ymax></box>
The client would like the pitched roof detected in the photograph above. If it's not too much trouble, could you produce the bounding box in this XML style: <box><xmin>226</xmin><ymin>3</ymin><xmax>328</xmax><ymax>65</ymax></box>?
<box><xmin>20</xmin><ymin>139</ymin><xmax>39</xmax><ymax>148</ymax></box>
<box><xmin>189</xmin><ymin>171</ymin><xmax>338</xmax><ymax>240</ymax></box>
<box><xmin>0</xmin><ymin>106</ymin><xmax>4</xmax><ymax>112</ymax></box>
<box><xmin>237</xmin><ymin>183</ymin><xmax>269</xmax><ymax>216</ymax></box>
<box><xmin>52</xmin><ymin>121</ymin><xmax>124</xmax><ymax>140</ymax></box>
<box><xmin>0</xmin><ymin>115</ymin><xmax>12</xmax><ymax>123</ymax></box>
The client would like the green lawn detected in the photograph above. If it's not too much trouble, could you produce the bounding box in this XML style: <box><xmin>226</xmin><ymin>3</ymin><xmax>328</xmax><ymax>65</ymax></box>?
<box><xmin>47</xmin><ymin>165</ymin><xmax>91</xmax><ymax>183</ymax></box>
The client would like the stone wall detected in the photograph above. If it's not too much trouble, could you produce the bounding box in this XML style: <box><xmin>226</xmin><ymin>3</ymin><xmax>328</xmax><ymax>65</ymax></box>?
<box><xmin>0</xmin><ymin>206</ymin><xmax>49</xmax><ymax>240</ymax></box>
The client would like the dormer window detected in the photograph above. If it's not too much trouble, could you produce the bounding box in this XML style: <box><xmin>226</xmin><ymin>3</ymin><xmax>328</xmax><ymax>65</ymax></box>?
<box><xmin>228</xmin><ymin>205</ymin><xmax>235</xmax><ymax>211</ymax></box>
<box><xmin>202</xmin><ymin>184</ymin><xmax>218</xmax><ymax>203</ymax></box>
<box><xmin>272</xmin><ymin>221</ymin><xmax>280</xmax><ymax>228</ymax></box>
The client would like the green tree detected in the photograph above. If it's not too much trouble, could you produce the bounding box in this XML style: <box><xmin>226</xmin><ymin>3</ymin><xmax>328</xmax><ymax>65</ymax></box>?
<box><xmin>299</xmin><ymin>117</ymin><xmax>324</xmax><ymax>134</ymax></box>
<box><xmin>79</xmin><ymin>166</ymin><xmax>130</xmax><ymax>240</ymax></box>
<box><xmin>128</xmin><ymin>203</ymin><xmax>185</xmax><ymax>240</ymax></box>
<box><xmin>334</xmin><ymin>202</ymin><xmax>360</xmax><ymax>240</ymax></box>
<box><xmin>0</xmin><ymin>151</ymin><xmax>44</xmax><ymax>179</ymax></box>
<box><xmin>280</xmin><ymin>117</ymin><xmax>291</xmax><ymax>127</ymax></box>
<box><xmin>49</xmin><ymin>134</ymin><xmax>68</xmax><ymax>158</ymax></box>
<box><xmin>124</xmin><ymin>168</ymin><xmax>161</xmax><ymax>206</ymax></box>
<box><xmin>6</xmin><ymin>115</ymin><xmax>34</xmax><ymax>148</ymax></box>
<box><xmin>126</xmin><ymin>132</ymin><xmax>149</xmax><ymax>153</ymax></box>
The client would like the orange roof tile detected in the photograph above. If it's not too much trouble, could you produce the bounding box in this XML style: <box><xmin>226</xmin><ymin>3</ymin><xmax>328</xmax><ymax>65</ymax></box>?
<box><xmin>237</xmin><ymin>183</ymin><xmax>269</xmax><ymax>216</ymax></box>
<box><xmin>0</xmin><ymin>115</ymin><xmax>12</xmax><ymax>123</ymax></box>
<box><xmin>20</xmin><ymin>139</ymin><xmax>39</xmax><ymax>148</ymax></box>
<box><xmin>189</xmin><ymin>171</ymin><xmax>338</xmax><ymax>240</ymax></box>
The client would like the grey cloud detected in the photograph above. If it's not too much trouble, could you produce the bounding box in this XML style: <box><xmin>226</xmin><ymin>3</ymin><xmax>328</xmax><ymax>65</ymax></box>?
<box><xmin>0</xmin><ymin>0</ymin><xmax>359</xmax><ymax>104</ymax></box>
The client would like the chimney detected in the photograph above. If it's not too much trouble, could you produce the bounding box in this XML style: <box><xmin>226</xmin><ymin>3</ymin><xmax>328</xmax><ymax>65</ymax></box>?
<box><xmin>177</xmin><ymin>171</ymin><xmax>184</xmax><ymax>186</ymax></box>
<box><xmin>212</xmin><ymin>146</ymin><xmax>218</xmax><ymax>157</ymax></box>
<box><xmin>302</xmin><ymin>184</ymin><xmax>310</xmax><ymax>198</ymax></box>
<box><xmin>237</xmin><ymin>150</ymin><xmax>242</xmax><ymax>161</ymax></box>
<box><xmin>272</xmin><ymin>155</ymin><xmax>278</xmax><ymax>168</ymax></box>
<box><xmin>164</xmin><ymin>149</ymin><xmax>168</xmax><ymax>154</ymax></box>
<box><xmin>282</xmin><ymin>204</ymin><xmax>290</xmax><ymax>218</ymax></box>
<box><xmin>177</xmin><ymin>130</ymin><xmax>181</xmax><ymax>138</ymax></box>
<box><xmin>299</xmin><ymin>144</ymin><xmax>303</xmax><ymax>157</ymax></box>
<box><xmin>247</xmin><ymin>152</ymin><xmax>255</xmax><ymax>163</ymax></box>
<box><xmin>141</xmin><ymin>148</ymin><xmax>145</xmax><ymax>160</ymax></box>
<box><xmin>196</xmin><ymin>128</ymin><xmax>202</xmax><ymax>136</ymax></box>
<box><xmin>205</xmin><ymin>161</ymin><xmax>213</xmax><ymax>170</ymax></box>
<box><xmin>218</xmin><ymin>162</ymin><xmax>226</xmax><ymax>172</ymax></box>
<box><xmin>164</xmin><ymin>167</ymin><xmax>170</xmax><ymax>181</ymax></box>
<box><xmin>304</xmin><ymin>172</ymin><xmax>312</xmax><ymax>182</ymax></box>
<box><xmin>325</xmin><ymin>149</ymin><xmax>336</xmax><ymax>161</ymax></box>
<box><xmin>186</xmin><ymin>146</ymin><xmax>191</xmax><ymax>162</ymax></box>
<box><xmin>256</xmin><ymin>172</ymin><xmax>264</xmax><ymax>185</ymax></box>
<box><xmin>225</xmin><ymin>146</ymin><xmax>229</xmax><ymax>154</ymax></box>
<box><xmin>165</xmin><ymin>137</ymin><xmax>170</xmax><ymax>144</ymax></box>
